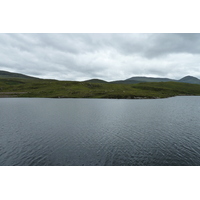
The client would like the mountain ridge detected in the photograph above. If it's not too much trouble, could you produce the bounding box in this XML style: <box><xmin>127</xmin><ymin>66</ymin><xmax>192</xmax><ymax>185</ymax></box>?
<box><xmin>111</xmin><ymin>75</ymin><xmax>200</xmax><ymax>85</ymax></box>
<box><xmin>0</xmin><ymin>70</ymin><xmax>40</xmax><ymax>79</ymax></box>
<box><xmin>1</xmin><ymin>70</ymin><xmax>200</xmax><ymax>84</ymax></box>
<box><xmin>1</xmin><ymin>70</ymin><xmax>200</xmax><ymax>99</ymax></box>
<box><xmin>178</xmin><ymin>75</ymin><xmax>200</xmax><ymax>84</ymax></box>
<box><xmin>126</xmin><ymin>76</ymin><xmax>175</xmax><ymax>82</ymax></box>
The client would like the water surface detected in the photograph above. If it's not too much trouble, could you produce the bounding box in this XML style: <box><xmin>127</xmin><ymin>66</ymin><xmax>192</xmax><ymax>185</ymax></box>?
<box><xmin>0</xmin><ymin>97</ymin><xmax>200</xmax><ymax>166</ymax></box>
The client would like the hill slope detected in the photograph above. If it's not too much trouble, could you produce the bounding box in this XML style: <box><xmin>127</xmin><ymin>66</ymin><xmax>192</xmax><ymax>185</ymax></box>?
<box><xmin>1</xmin><ymin>70</ymin><xmax>200</xmax><ymax>99</ymax></box>
<box><xmin>121</xmin><ymin>76</ymin><xmax>200</xmax><ymax>84</ymax></box>
<box><xmin>0</xmin><ymin>70</ymin><xmax>39</xmax><ymax>79</ymax></box>
<box><xmin>110</xmin><ymin>80</ymin><xmax>142</xmax><ymax>84</ymax></box>
<box><xmin>83</xmin><ymin>79</ymin><xmax>107</xmax><ymax>83</ymax></box>
<box><xmin>126</xmin><ymin>76</ymin><xmax>175</xmax><ymax>83</ymax></box>
<box><xmin>1</xmin><ymin>70</ymin><xmax>200</xmax><ymax>84</ymax></box>
<box><xmin>1</xmin><ymin>76</ymin><xmax>200</xmax><ymax>99</ymax></box>
<box><xmin>178</xmin><ymin>76</ymin><xmax>200</xmax><ymax>84</ymax></box>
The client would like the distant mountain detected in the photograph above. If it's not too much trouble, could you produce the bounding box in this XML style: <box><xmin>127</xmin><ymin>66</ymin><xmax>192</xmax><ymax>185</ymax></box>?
<box><xmin>126</xmin><ymin>76</ymin><xmax>175</xmax><ymax>83</ymax></box>
<box><xmin>110</xmin><ymin>80</ymin><xmax>142</xmax><ymax>84</ymax></box>
<box><xmin>84</xmin><ymin>79</ymin><xmax>107</xmax><ymax>83</ymax></box>
<box><xmin>111</xmin><ymin>77</ymin><xmax>176</xmax><ymax>84</ymax></box>
<box><xmin>67</xmin><ymin>75</ymin><xmax>200</xmax><ymax>85</ymax></box>
<box><xmin>178</xmin><ymin>76</ymin><xmax>200</xmax><ymax>84</ymax></box>
<box><xmin>122</xmin><ymin>76</ymin><xmax>200</xmax><ymax>85</ymax></box>
<box><xmin>0</xmin><ymin>70</ymin><xmax>38</xmax><ymax>79</ymax></box>
<box><xmin>1</xmin><ymin>70</ymin><xmax>200</xmax><ymax>85</ymax></box>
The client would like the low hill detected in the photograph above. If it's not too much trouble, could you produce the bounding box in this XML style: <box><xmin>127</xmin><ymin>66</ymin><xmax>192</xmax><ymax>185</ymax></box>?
<box><xmin>178</xmin><ymin>76</ymin><xmax>200</xmax><ymax>84</ymax></box>
<box><xmin>123</xmin><ymin>76</ymin><xmax>200</xmax><ymax>85</ymax></box>
<box><xmin>1</xmin><ymin>70</ymin><xmax>200</xmax><ymax>85</ymax></box>
<box><xmin>1</xmin><ymin>76</ymin><xmax>200</xmax><ymax>99</ymax></box>
<box><xmin>1</xmin><ymin>70</ymin><xmax>200</xmax><ymax>99</ymax></box>
<box><xmin>0</xmin><ymin>70</ymin><xmax>39</xmax><ymax>79</ymax></box>
<box><xmin>110</xmin><ymin>80</ymin><xmax>142</xmax><ymax>84</ymax></box>
<box><xmin>84</xmin><ymin>79</ymin><xmax>107</xmax><ymax>83</ymax></box>
<box><xmin>126</xmin><ymin>76</ymin><xmax>175</xmax><ymax>83</ymax></box>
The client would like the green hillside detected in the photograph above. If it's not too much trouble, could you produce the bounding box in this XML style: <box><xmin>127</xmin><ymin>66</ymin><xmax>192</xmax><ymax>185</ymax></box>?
<box><xmin>1</xmin><ymin>70</ymin><xmax>200</xmax><ymax>99</ymax></box>
<box><xmin>0</xmin><ymin>70</ymin><xmax>39</xmax><ymax>79</ymax></box>
<box><xmin>1</xmin><ymin>77</ymin><xmax>200</xmax><ymax>99</ymax></box>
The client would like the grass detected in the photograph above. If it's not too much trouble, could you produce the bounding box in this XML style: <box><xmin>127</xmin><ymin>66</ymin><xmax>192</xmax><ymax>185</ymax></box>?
<box><xmin>1</xmin><ymin>77</ymin><xmax>200</xmax><ymax>99</ymax></box>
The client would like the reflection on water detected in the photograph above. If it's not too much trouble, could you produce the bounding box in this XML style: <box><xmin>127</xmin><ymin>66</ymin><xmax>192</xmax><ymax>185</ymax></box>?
<box><xmin>0</xmin><ymin>96</ymin><xmax>200</xmax><ymax>166</ymax></box>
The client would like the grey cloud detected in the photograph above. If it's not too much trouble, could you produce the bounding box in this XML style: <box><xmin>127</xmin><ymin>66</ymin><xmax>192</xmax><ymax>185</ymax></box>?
<box><xmin>143</xmin><ymin>33</ymin><xmax>200</xmax><ymax>58</ymax></box>
<box><xmin>0</xmin><ymin>33</ymin><xmax>200</xmax><ymax>81</ymax></box>
<box><xmin>104</xmin><ymin>33</ymin><xmax>200</xmax><ymax>58</ymax></box>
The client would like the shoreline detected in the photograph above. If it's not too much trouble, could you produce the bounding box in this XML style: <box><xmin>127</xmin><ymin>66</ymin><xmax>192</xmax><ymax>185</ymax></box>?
<box><xmin>0</xmin><ymin>94</ymin><xmax>196</xmax><ymax>99</ymax></box>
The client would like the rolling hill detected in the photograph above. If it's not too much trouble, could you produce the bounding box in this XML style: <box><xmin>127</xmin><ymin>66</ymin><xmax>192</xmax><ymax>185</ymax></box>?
<box><xmin>178</xmin><ymin>76</ymin><xmax>200</xmax><ymax>84</ymax></box>
<box><xmin>1</xmin><ymin>70</ymin><xmax>200</xmax><ymax>99</ymax></box>
<box><xmin>83</xmin><ymin>79</ymin><xmax>108</xmax><ymax>83</ymax></box>
<box><xmin>126</xmin><ymin>76</ymin><xmax>175</xmax><ymax>82</ymax></box>
<box><xmin>114</xmin><ymin>75</ymin><xmax>200</xmax><ymax>84</ymax></box>
<box><xmin>0</xmin><ymin>70</ymin><xmax>39</xmax><ymax>79</ymax></box>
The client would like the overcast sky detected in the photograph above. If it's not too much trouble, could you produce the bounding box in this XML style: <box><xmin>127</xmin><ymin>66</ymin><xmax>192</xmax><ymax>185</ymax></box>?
<box><xmin>0</xmin><ymin>33</ymin><xmax>200</xmax><ymax>81</ymax></box>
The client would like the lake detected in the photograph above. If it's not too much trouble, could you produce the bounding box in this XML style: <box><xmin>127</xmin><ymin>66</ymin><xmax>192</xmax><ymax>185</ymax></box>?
<box><xmin>0</xmin><ymin>96</ymin><xmax>200</xmax><ymax>166</ymax></box>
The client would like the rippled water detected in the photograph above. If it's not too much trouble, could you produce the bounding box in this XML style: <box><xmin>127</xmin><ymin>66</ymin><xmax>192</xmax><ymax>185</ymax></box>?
<box><xmin>1</xmin><ymin>97</ymin><xmax>200</xmax><ymax>166</ymax></box>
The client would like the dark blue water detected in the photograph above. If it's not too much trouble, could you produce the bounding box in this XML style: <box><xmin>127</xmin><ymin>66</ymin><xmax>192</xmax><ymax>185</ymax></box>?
<box><xmin>0</xmin><ymin>96</ymin><xmax>200</xmax><ymax>166</ymax></box>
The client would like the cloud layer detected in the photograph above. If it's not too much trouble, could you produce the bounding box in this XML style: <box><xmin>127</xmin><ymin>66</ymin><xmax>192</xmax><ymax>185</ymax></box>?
<box><xmin>0</xmin><ymin>33</ymin><xmax>200</xmax><ymax>81</ymax></box>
